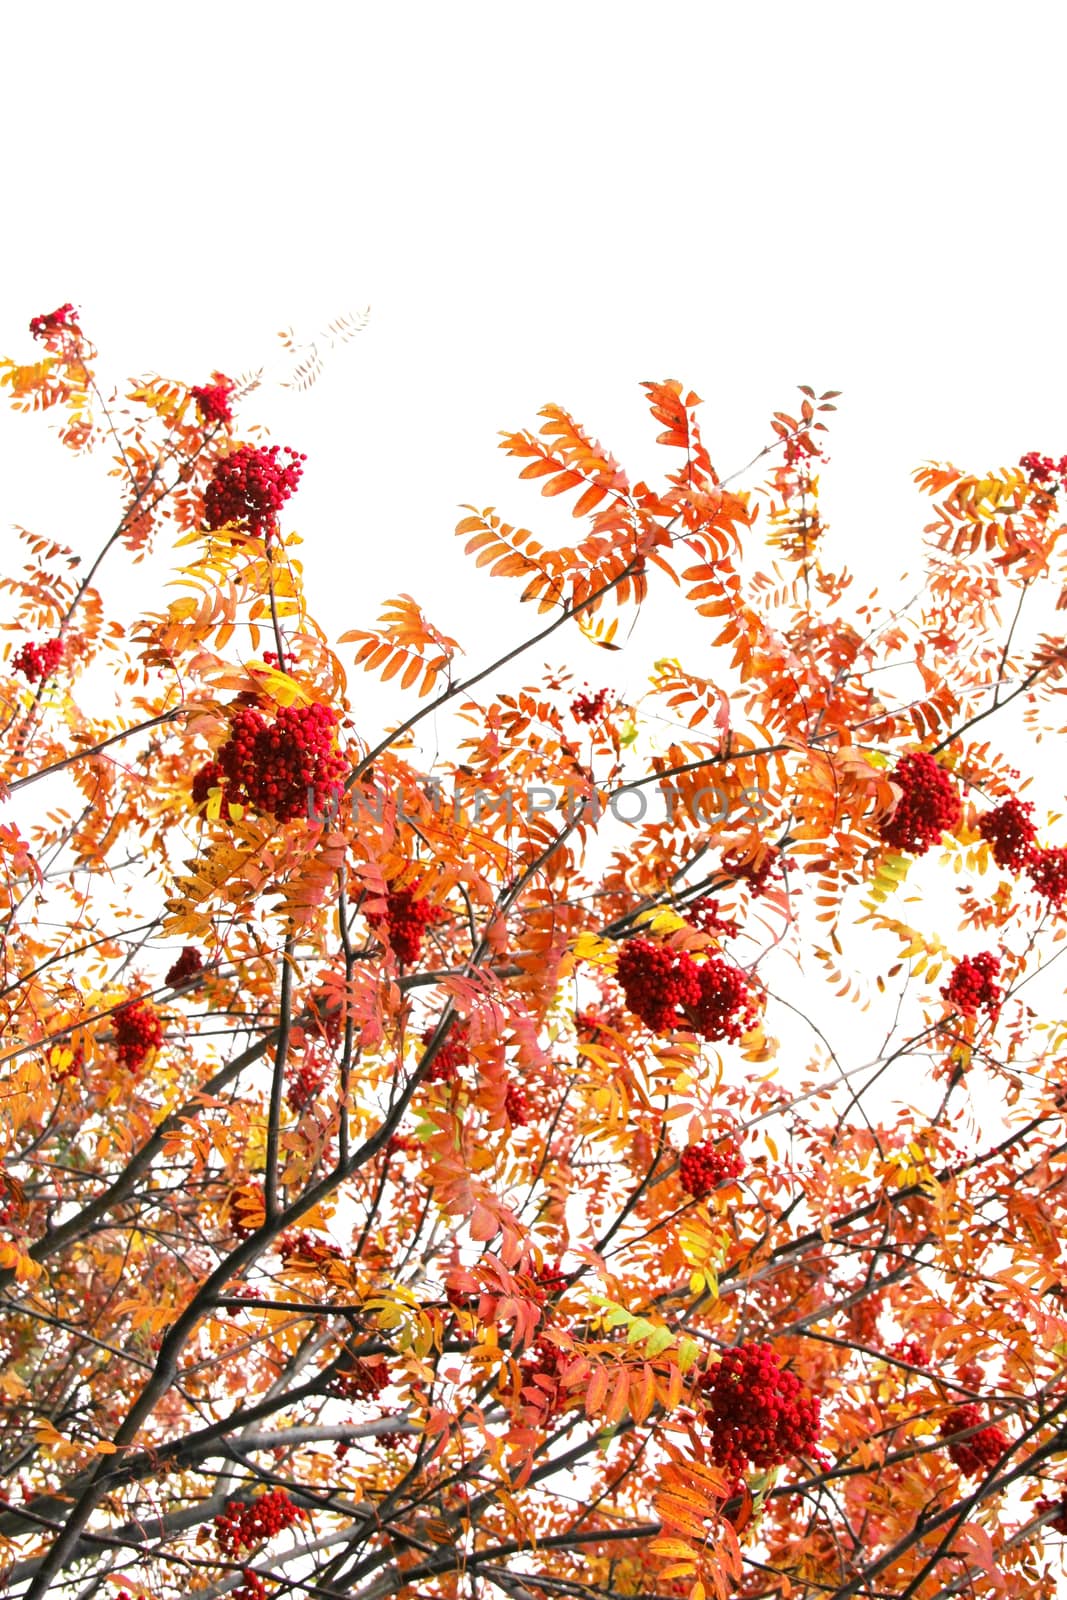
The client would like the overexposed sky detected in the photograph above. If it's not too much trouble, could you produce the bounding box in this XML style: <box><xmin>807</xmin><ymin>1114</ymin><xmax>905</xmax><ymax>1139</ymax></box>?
<box><xmin>4</xmin><ymin>1</ymin><xmax>1065</xmax><ymax>665</ymax></box>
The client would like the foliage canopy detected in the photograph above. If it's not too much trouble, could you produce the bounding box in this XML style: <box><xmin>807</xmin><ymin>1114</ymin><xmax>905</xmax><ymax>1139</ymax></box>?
<box><xmin>3</xmin><ymin>306</ymin><xmax>1067</xmax><ymax>1600</ymax></box>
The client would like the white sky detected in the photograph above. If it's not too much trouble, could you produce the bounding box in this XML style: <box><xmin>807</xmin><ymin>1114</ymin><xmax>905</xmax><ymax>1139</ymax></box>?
<box><xmin>5</xmin><ymin>2</ymin><xmax>1065</xmax><ymax>646</ymax></box>
<box><xmin>3</xmin><ymin>2</ymin><xmax>1066</xmax><ymax>1114</ymax></box>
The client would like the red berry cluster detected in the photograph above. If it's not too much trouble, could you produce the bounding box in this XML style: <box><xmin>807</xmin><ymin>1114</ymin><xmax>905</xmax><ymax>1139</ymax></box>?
<box><xmin>679</xmin><ymin>1139</ymin><xmax>744</xmax><ymax>1199</ymax></box>
<box><xmin>617</xmin><ymin>938</ymin><xmax>702</xmax><ymax>1031</ymax></box>
<box><xmin>193</xmin><ymin>701</ymin><xmax>346</xmax><ymax>824</ymax></box>
<box><xmin>571</xmin><ymin>688</ymin><xmax>609</xmax><ymax>723</ymax></box>
<box><xmin>721</xmin><ymin>848</ymin><xmax>780</xmax><ymax>897</ymax></box>
<box><xmin>616</xmin><ymin>939</ymin><xmax>758</xmax><ymax>1041</ymax></box>
<box><xmin>190</xmin><ymin>373</ymin><xmax>235</xmax><ymax>426</ymax></box>
<box><xmin>974</xmin><ymin>798</ymin><xmax>1067</xmax><ymax>910</ymax></box>
<box><xmin>878</xmin><ymin>752</ymin><xmax>962</xmax><ymax>855</ymax></box>
<box><xmin>203</xmin><ymin>444</ymin><xmax>306</xmax><ymax>540</ymax></box>
<box><xmin>29</xmin><ymin>303</ymin><xmax>77</xmax><ymax>340</ymax></box>
<box><xmin>685</xmin><ymin>897</ymin><xmax>740</xmax><ymax>937</ymax></box>
<box><xmin>421</xmin><ymin>1021</ymin><xmax>470</xmax><ymax>1083</ymax></box>
<box><xmin>978</xmin><ymin>797</ymin><xmax>1038</xmax><ymax>871</ymax></box>
<box><xmin>370</xmin><ymin>886</ymin><xmax>440</xmax><ymax>966</ymax></box>
<box><xmin>698</xmin><ymin>1343</ymin><xmax>821</xmax><ymax>1483</ymax></box>
<box><xmin>1020</xmin><ymin>451</ymin><xmax>1067</xmax><ymax>491</ymax></box>
<box><xmin>940</xmin><ymin>1404</ymin><xmax>1009</xmax><ymax>1476</ymax></box>
<box><xmin>328</xmin><ymin>1355</ymin><xmax>390</xmax><ymax>1401</ymax></box>
<box><xmin>1026</xmin><ymin>846</ymin><xmax>1067</xmax><ymax>908</ymax></box>
<box><xmin>112</xmin><ymin>999</ymin><xmax>164</xmax><ymax>1072</ymax></box>
<box><xmin>48</xmin><ymin>1040</ymin><xmax>85</xmax><ymax>1082</ymax></box>
<box><xmin>0</xmin><ymin>1177</ymin><xmax>22</xmax><ymax>1229</ymax></box>
<box><xmin>11</xmin><ymin>638</ymin><xmax>63</xmax><ymax>682</ymax></box>
<box><xmin>505</xmin><ymin>1081</ymin><xmax>532</xmax><ymax>1125</ymax></box>
<box><xmin>940</xmin><ymin>952</ymin><xmax>1001</xmax><ymax>1018</ymax></box>
<box><xmin>279</xmin><ymin>1230</ymin><xmax>342</xmax><ymax>1267</ymax></box>
<box><xmin>517</xmin><ymin>1336</ymin><xmax>569</xmax><ymax>1415</ymax></box>
<box><xmin>889</xmin><ymin>1338</ymin><xmax>929</xmax><ymax>1368</ymax></box>
<box><xmin>215</xmin><ymin>1488</ymin><xmax>304</xmax><ymax>1556</ymax></box>
<box><xmin>690</xmin><ymin>954</ymin><xmax>760</xmax><ymax>1042</ymax></box>
<box><xmin>191</xmin><ymin>759</ymin><xmax>224</xmax><ymax>807</ymax></box>
<box><xmin>234</xmin><ymin>1572</ymin><xmax>268</xmax><ymax>1600</ymax></box>
<box><xmin>784</xmin><ymin>434</ymin><xmax>821</xmax><ymax>467</ymax></box>
<box><xmin>165</xmin><ymin>945</ymin><xmax>203</xmax><ymax>987</ymax></box>
<box><xmin>262</xmin><ymin>649</ymin><xmax>287</xmax><ymax>670</ymax></box>
<box><xmin>535</xmin><ymin>1261</ymin><xmax>570</xmax><ymax>1298</ymax></box>
<box><xmin>1037</xmin><ymin>1494</ymin><xmax>1067</xmax><ymax>1535</ymax></box>
<box><xmin>286</xmin><ymin>1052</ymin><xmax>327</xmax><ymax>1113</ymax></box>
<box><xmin>223</xmin><ymin>1285</ymin><xmax>265</xmax><ymax>1318</ymax></box>
<box><xmin>502</xmin><ymin>1075</ymin><xmax>531</xmax><ymax>1126</ymax></box>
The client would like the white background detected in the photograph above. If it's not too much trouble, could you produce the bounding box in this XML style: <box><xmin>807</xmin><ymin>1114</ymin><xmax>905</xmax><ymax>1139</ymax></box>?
<box><xmin>4</xmin><ymin>2</ymin><xmax>1065</xmax><ymax>668</ymax></box>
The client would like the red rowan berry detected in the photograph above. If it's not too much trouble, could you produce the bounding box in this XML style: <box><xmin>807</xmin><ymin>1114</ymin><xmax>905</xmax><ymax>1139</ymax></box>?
<box><xmin>1020</xmin><ymin>451</ymin><xmax>1059</xmax><ymax>486</ymax></box>
<box><xmin>191</xmin><ymin>759</ymin><xmax>225</xmax><ymax>808</ymax></box>
<box><xmin>535</xmin><ymin>1260</ymin><xmax>570</xmax><ymax>1297</ymax></box>
<box><xmin>112</xmin><ymin>999</ymin><xmax>164</xmax><ymax>1073</ymax></box>
<box><xmin>1026</xmin><ymin>847</ymin><xmax>1067</xmax><ymax>908</ymax></box>
<box><xmin>977</xmin><ymin>796</ymin><xmax>1038</xmax><ymax>871</ymax></box>
<box><xmin>685</xmin><ymin>896</ymin><xmax>740</xmax><ymax>937</ymax></box>
<box><xmin>1037</xmin><ymin>1494</ymin><xmax>1067</xmax><ymax>1535</ymax></box>
<box><xmin>286</xmin><ymin>1052</ymin><xmax>327</xmax><ymax>1113</ymax></box>
<box><xmin>370</xmin><ymin>885</ymin><xmax>441</xmax><ymax>966</ymax></box>
<box><xmin>165</xmin><ymin>946</ymin><xmax>203</xmax><ymax>988</ymax></box>
<box><xmin>11</xmin><ymin>638</ymin><xmax>63</xmax><ymax>682</ymax></box>
<box><xmin>190</xmin><ymin>373</ymin><xmax>235</xmax><ymax>426</ymax></box>
<box><xmin>721</xmin><ymin>848</ymin><xmax>780</xmax><ymax>896</ymax></box>
<box><xmin>940</xmin><ymin>952</ymin><xmax>1001</xmax><ymax>1018</ymax></box>
<box><xmin>421</xmin><ymin>1021</ymin><xmax>470</xmax><ymax>1083</ymax></box>
<box><xmin>29</xmin><ymin>303</ymin><xmax>77</xmax><ymax>340</ymax></box>
<box><xmin>889</xmin><ymin>1338</ymin><xmax>929</xmax><ymax>1368</ymax></box>
<box><xmin>204</xmin><ymin>443</ymin><xmax>306</xmax><ymax>540</ymax></box>
<box><xmin>878</xmin><ymin>752</ymin><xmax>962</xmax><ymax>855</ymax></box>
<box><xmin>196</xmin><ymin>701</ymin><xmax>346</xmax><ymax>825</ymax></box>
<box><xmin>686</xmin><ymin>955</ymin><xmax>760</xmax><ymax>1043</ymax></box>
<box><xmin>940</xmin><ymin>1403</ymin><xmax>1009</xmax><ymax>1475</ymax></box>
<box><xmin>328</xmin><ymin>1356</ymin><xmax>390</xmax><ymax>1402</ymax></box>
<box><xmin>278</xmin><ymin>1229</ymin><xmax>342</xmax><ymax>1268</ymax></box>
<box><xmin>48</xmin><ymin>1040</ymin><xmax>84</xmax><ymax>1082</ymax></box>
<box><xmin>214</xmin><ymin>1488</ymin><xmax>304</xmax><ymax>1556</ymax></box>
<box><xmin>616</xmin><ymin>938</ymin><xmax>702</xmax><ymax>1032</ymax></box>
<box><xmin>517</xmin><ymin>1337</ymin><xmax>569</xmax><ymax>1416</ymax></box>
<box><xmin>505</xmin><ymin>1081</ymin><xmax>532</xmax><ymax>1125</ymax></box>
<box><xmin>698</xmin><ymin>1343</ymin><xmax>821</xmax><ymax>1483</ymax></box>
<box><xmin>679</xmin><ymin>1139</ymin><xmax>744</xmax><ymax>1199</ymax></box>
<box><xmin>224</xmin><ymin>1285</ymin><xmax>264</xmax><ymax>1317</ymax></box>
<box><xmin>571</xmin><ymin>688</ymin><xmax>609</xmax><ymax>723</ymax></box>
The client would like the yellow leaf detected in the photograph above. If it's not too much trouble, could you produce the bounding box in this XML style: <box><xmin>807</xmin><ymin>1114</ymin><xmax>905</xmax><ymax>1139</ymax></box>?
<box><xmin>572</xmin><ymin>930</ymin><xmax>617</xmax><ymax>968</ymax></box>
<box><xmin>636</xmin><ymin>905</ymin><xmax>686</xmax><ymax>935</ymax></box>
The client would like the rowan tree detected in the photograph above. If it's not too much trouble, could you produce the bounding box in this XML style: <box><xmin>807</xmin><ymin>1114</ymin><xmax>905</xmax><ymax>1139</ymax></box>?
<box><xmin>3</xmin><ymin>303</ymin><xmax>1067</xmax><ymax>1600</ymax></box>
